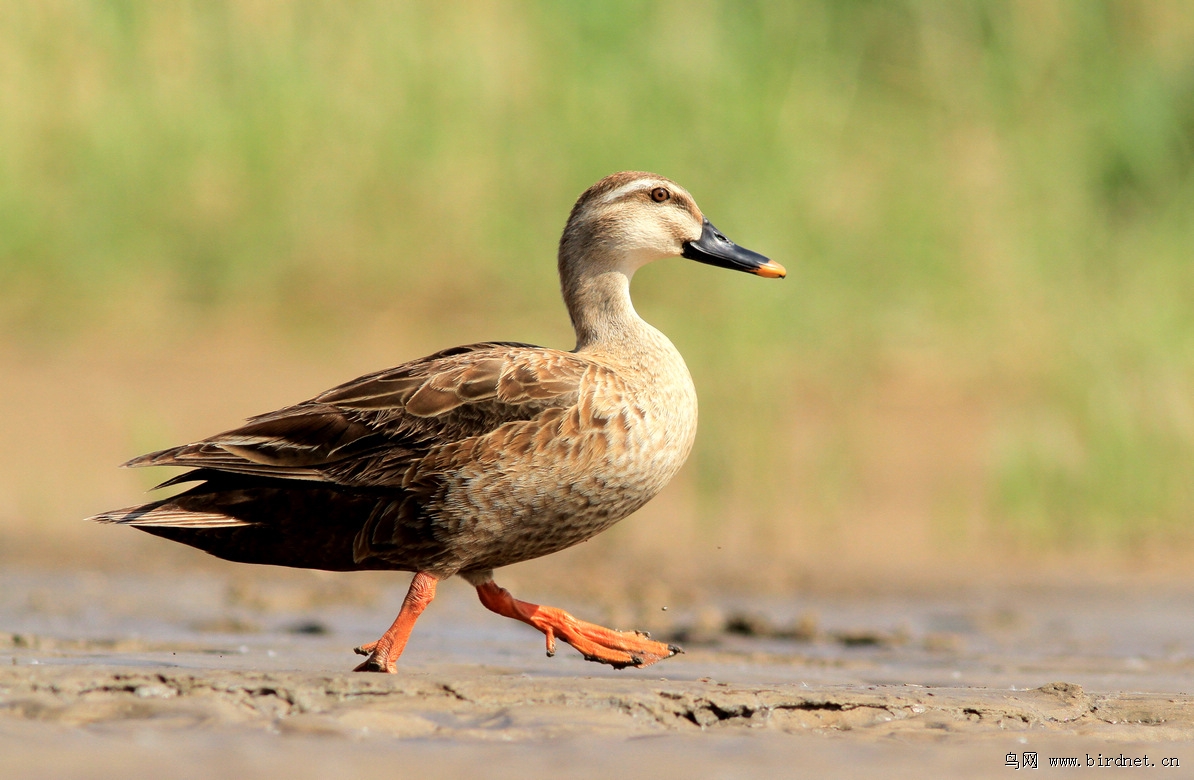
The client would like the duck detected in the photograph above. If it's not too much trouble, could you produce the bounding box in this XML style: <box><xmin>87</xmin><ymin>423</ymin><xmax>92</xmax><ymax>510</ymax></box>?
<box><xmin>90</xmin><ymin>171</ymin><xmax>785</xmax><ymax>673</ymax></box>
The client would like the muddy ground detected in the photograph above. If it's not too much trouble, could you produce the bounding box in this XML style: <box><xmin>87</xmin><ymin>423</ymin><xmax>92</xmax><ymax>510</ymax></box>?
<box><xmin>2</xmin><ymin>566</ymin><xmax>1193</xmax><ymax>778</ymax></box>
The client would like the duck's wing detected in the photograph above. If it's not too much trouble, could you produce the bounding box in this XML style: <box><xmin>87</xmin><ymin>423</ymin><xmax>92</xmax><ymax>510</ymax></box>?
<box><xmin>124</xmin><ymin>341</ymin><xmax>590</xmax><ymax>489</ymax></box>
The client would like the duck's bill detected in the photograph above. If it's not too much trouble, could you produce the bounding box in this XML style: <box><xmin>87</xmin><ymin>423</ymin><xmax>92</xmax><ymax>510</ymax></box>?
<box><xmin>681</xmin><ymin>218</ymin><xmax>786</xmax><ymax>278</ymax></box>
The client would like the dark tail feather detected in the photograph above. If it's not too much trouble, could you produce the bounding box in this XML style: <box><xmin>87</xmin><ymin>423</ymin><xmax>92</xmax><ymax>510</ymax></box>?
<box><xmin>86</xmin><ymin>498</ymin><xmax>254</xmax><ymax>528</ymax></box>
<box><xmin>87</xmin><ymin>478</ymin><xmax>400</xmax><ymax>572</ymax></box>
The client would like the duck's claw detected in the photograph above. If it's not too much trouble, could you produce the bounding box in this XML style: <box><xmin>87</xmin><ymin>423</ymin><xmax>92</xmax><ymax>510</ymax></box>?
<box><xmin>561</xmin><ymin>622</ymin><xmax>681</xmax><ymax>668</ymax></box>
<box><xmin>349</xmin><ymin>571</ymin><xmax>439</xmax><ymax>674</ymax></box>
<box><xmin>353</xmin><ymin>652</ymin><xmax>394</xmax><ymax>673</ymax></box>
<box><xmin>475</xmin><ymin>580</ymin><xmax>683</xmax><ymax>669</ymax></box>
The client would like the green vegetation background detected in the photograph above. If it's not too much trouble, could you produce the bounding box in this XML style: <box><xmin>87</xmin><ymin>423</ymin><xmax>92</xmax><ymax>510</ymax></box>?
<box><xmin>2</xmin><ymin>1</ymin><xmax>1192</xmax><ymax>554</ymax></box>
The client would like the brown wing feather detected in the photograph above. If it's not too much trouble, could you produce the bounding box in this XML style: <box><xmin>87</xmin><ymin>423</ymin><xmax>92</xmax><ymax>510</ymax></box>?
<box><xmin>124</xmin><ymin>342</ymin><xmax>589</xmax><ymax>489</ymax></box>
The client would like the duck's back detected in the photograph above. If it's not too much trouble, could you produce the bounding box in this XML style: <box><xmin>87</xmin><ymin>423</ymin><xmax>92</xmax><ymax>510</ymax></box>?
<box><xmin>94</xmin><ymin>333</ymin><xmax>698</xmax><ymax>578</ymax></box>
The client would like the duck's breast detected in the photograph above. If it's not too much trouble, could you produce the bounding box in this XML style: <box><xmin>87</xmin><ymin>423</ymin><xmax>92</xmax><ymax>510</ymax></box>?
<box><xmin>431</xmin><ymin>336</ymin><xmax>698</xmax><ymax>572</ymax></box>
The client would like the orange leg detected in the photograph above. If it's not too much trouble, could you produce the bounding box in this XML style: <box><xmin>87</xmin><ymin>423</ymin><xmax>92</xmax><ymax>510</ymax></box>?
<box><xmin>353</xmin><ymin>571</ymin><xmax>438</xmax><ymax>673</ymax></box>
<box><xmin>475</xmin><ymin>579</ymin><xmax>682</xmax><ymax>669</ymax></box>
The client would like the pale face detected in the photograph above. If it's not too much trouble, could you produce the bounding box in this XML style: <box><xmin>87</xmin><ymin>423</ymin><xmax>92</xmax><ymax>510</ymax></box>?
<box><xmin>567</xmin><ymin>174</ymin><xmax>704</xmax><ymax>272</ymax></box>
<box><xmin>562</xmin><ymin>171</ymin><xmax>784</xmax><ymax>279</ymax></box>
<box><xmin>591</xmin><ymin>180</ymin><xmax>703</xmax><ymax>269</ymax></box>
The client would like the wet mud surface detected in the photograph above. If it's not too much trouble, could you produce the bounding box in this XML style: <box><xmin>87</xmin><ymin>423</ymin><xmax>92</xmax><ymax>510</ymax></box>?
<box><xmin>3</xmin><ymin>568</ymin><xmax>1193</xmax><ymax>777</ymax></box>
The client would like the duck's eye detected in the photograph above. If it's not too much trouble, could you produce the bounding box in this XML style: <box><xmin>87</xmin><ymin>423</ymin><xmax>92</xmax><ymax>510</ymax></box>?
<box><xmin>650</xmin><ymin>187</ymin><xmax>671</xmax><ymax>203</ymax></box>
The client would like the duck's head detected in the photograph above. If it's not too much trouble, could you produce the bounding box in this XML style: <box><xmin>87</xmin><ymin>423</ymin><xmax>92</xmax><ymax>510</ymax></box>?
<box><xmin>559</xmin><ymin>171</ymin><xmax>786</xmax><ymax>280</ymax></box>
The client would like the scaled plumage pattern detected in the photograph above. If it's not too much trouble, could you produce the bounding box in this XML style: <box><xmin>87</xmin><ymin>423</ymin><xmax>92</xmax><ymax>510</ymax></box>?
<box><xmin>90</xmin><ymin>172</ymin><xmax>785</xmax><ymax>672</ymax></box>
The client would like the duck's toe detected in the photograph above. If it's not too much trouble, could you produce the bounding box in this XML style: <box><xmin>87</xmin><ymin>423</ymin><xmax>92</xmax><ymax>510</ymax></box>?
<box><xmin>474</xmin><ymin>580</ymin><xmax>682</xmax><ymax>669</ymax></box>
<box><xmin>564</xmin><ymin>622</ymin><xmax>682</xmax><ymax>669</ymax></box>
<box><xmin>352</xmin><ymin>652</ymin><xmax>396</xmax><ymax>673</ymax></box>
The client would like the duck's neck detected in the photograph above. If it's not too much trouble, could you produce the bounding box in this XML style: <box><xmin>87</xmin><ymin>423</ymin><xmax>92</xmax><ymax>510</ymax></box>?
<box><xmin>562</xmin><ymin>266</ymin><xmax>652</xmax><ymax>352</ymax></box>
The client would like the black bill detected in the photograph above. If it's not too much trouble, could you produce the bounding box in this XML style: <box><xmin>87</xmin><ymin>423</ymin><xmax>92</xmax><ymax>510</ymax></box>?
<box><xmin>681</xmin><ymin>219</ymin><xmax>785</xmax><ymax>278</ymax></box>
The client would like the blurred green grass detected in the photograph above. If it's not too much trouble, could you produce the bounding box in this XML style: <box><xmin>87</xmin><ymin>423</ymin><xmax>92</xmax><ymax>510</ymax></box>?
<box><xmin>2</xmin><ymin>1</ymin><xmax>1193</xmax><ymax>553</ymax></box>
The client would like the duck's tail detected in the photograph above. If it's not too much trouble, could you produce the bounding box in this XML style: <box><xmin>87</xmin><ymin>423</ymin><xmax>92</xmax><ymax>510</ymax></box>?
<box><xmin>86</xmin><ymin>474</ymin><xmax>393</xmax><ymax>572</ymax></box>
